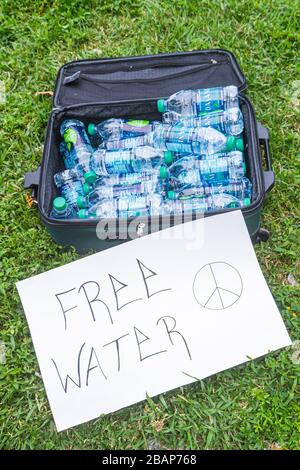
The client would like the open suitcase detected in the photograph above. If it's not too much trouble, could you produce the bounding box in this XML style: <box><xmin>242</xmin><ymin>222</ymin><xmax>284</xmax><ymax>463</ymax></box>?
<box><xmin>25</xmin><ymin>49</ymin><xmax>275</xmax><ymax>253</ymax></box>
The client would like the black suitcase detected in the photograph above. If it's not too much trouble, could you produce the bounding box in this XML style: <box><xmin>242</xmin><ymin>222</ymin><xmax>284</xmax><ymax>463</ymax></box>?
<box><xmin>25</xmin><ymin>49</ymin><xmax>274</xmax><ymax>253</ymax></box>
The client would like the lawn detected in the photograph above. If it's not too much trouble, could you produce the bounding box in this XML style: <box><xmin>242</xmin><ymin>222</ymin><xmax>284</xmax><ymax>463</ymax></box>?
<box><xmin>0</xmin><ymin>0</ymin><xmax>299</xmax><ymax>450</ymax></box>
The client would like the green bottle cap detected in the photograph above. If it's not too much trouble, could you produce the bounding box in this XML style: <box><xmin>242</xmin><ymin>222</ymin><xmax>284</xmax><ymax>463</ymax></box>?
<box><xmin>225</xmin><ymin>135</ymin><xmax>236</xmax><ymax>152</ymax></box>
<box><xmin>167</xmin><ymin>190</ymin><xmax>176</xmax><ymax>200</ymax></box>
<box><xmin>53</xmin><ymin>197</ymin><xmax>67</xmax><ymax>212</ymax></box>
<box><xmin>77</xmin><ymin>196</ymin><xmax>86</xmax><ymax>209</ymax></box>
<box><xmin>83</xmin><ymin>182</ymin><xmax>90</xmax><ymax>195</ymax></box>
<box><xmin>164</xmin><ymin>150</ymin><xmax>173</xmax><ymax>165</ymax></box>
<box><xmin>88</xmin><ymin>123</ymin><xmax>96</xmax><ymax>136</ymax></box>
<box><xmin>78</xmin><ymin>209</ymin><xmax>88</xmax><ymax>219</ymax></box>
<box><xmin>157</xmin><ymin>99</ymin><xmax>166</xmax><ymax>113</ymax></box>
<box><xmin>159</xmin><ymin>166</ymin><xmax>169</xmax><ymax>179</ymax></box>
<box><xmin>236</xmin><ymin>138</ymin><xmax>244</xmax><ymax>152</ymax></box>
<box><xmin>243</xmin><ymin>197</ymin><xmax>251</xmax><ymax>206</ymax></box>
<box><xmin>84</xmin><ymin>170</ymin><xmax>97</xmax><ymax>184</ymax></box>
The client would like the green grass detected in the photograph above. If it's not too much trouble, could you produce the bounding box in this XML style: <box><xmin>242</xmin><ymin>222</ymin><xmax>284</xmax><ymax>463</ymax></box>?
<box><xmin>0</xmin><ymin>0</ymin><xmax>299</xmax><ymax>450</ymax></box>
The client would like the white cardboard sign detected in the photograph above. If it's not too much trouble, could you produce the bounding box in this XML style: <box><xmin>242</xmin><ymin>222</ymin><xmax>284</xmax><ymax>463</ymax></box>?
<box><xmin>16</xmin><ymin>211</ymin><xmax>291</xmax><ymax>431</ymax></box>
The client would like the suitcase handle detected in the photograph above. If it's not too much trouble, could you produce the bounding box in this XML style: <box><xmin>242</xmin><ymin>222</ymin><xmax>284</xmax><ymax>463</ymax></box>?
<box><xmin>257</xmin><ymin>122</ymin><xmax>275</xmax><ymax>193</ymax></box>
<box><xmin>24</xmin><ymin>166</ymin><xmax>40</xmax><ymax>200</ymax></box>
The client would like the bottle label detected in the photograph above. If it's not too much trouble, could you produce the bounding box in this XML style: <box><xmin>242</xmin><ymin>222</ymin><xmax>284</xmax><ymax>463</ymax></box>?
<box><xmin>203</xmin><ymin>171</ymin><xmax>230</xmax><ymax>181</ymax></box>
<box><xmin>196</xmin><ymin>101</ymin><xmax>224</xmax><ymax>115</ymax></box>
<box><xmin>112</xmin><ymin>183</ymin><xmax>142</xmax><ymax>198</ymax></box>
<box><xmin>164</xmin><ymin>141</ymin><xmax>193</xmax><ymax>153</ymax></box>
<box><xmin>122</xmin><ymin>130</ymin><xmax>149</xmax><ymax>138</ymax></box>
<box><xmin>195</xmin><ymin>90</ymin><xmax>224</xmax><ymax>115</ymax></box>
<box><xmin>104</xmin><ymin>151</ymin><xmax>144</xmax><ymax>175</ymax></box>
<box><xmin>105</xmin><ymin>156</ymin><xmax>131</xmax><ymax>174</ymax></box>
<box><xmin>106</xmin><ymin>135</ymin><xmax>145</xmax><ymax>150</ymax></box>
<box><xmin>63</xmin><ymin>128</ymin><xmax>77</xmax><ymax>151</ymax></box>
<box><xmin>117</xmin><ymin>196</ymin><xmax>149</xmax><ymax>218</ymax></box>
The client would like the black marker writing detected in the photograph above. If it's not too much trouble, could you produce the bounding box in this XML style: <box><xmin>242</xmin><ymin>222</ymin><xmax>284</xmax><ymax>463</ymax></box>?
<box><xmin>134</xmin><ymin>326</ymin><xmax>166</xmax><ymax>361</ymax></box>
<box><xmin>108</xmin><ymin>274</ymin><xmax>142</xmax><ymax>311</ymax></box>
<box><xmin>55</xmin><ymin>288</ymin><xmax>78</xmax><ymax>330</ymax></box>
<box><xmin>51</xmin><ymin>343</ymin><xmax>85</xmax><ymax>393</ymax></box>
<box><xmin>86</xmin><ymin>347</ymin><xmax>107</xmax><ymax>386</ymax></box>
<box><xmin>103</xmin><ymin>333</ymin><xmax>129</xmax><ymax>371</ymax></box>
<box><xmin>136</xmin><ymin>259</ymin><xmax>171</xmax><ymax>298</ymax></box>
<box><xmin>157</xmin><ymin>316</ymin><xmax>192</xmax><ymax>360</ymax></box>
<box><xmin>78</xmin><ymin>281</ymin><xmax>113</xmax><ymax>324</ymax></box>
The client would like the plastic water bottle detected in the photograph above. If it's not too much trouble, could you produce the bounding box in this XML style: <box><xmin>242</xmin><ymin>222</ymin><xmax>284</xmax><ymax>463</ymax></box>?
<box><xmin>90</xmin><ymin>146</ymin><xmax>173</xmax><ymax>176</ymax></box>
<box><xmin>161</xmin><ymin>152</ymin><xmax>245</xmax><ymax>183</ymax></box>
<box><xmin>162</xmin><ymin>107</ymin><xmax>244</xmax><ymax>136</ymax></box>
<box><xmin>167</xmin><ymin>177</ymin><xmax>252</xmax><ymax>202</ymax></box>
<box><xmin>77</xmin><ymin>190</ymin><xmax>249</xmax><ymax>219</ymax></box>
<box><xmin>60</xmin><ymin>119</ymin><xmax>93</xmax><ymax>168</ymax></box>
<box><xmin>79</xmin><ymin>172</ymin><xmax>147</xmax><ymax>196</ymax></box>
<box><xmin>78</xmin><ymin>193</ymin><xmax>165</xmax><ymax>219</ymax></box>
<box><xmin>76</xmin><ymin>184</ymin><xmax>142</xmax><ymax>209</ymax></box>
<box><xmin>77</xmin><ymin>178</ymin><xmax>160</xmax><ymax>209</ymax></box>
<box><xmin>157</xmin><ymin>86</ymin><xmax>239</xmax><ymax>116</ymax></box>
<box><xmin>148</xmin><ymin>123</ymin><xmax>244</xmax><ymax>155</ymax></box>
<box><xmin>172</xmin><ymin>146</ymin><xmax>246</xmax><ymax>161</ymax></box>
<box><xmin>104</xmin><ymin>134</ymin><xmax>148</xmax><ymax>150</ymax></box>
<box><xmin>59</xmin><ymin>141</ymin><xmax>92</xmax><ymax>173</ymax></box>
<box><xmin>50</xmin><ymin>197</ymin><xmax>77</xmax><ymax>219</ymax></box>
<box><xmin>88</xmin><ymin>119</ymin><xmax>160</xmax><ymax>142</ymax></box>
<box><xmin>78</xmin><ymin>171</ymin><xmax>164</xmax><ymax>209</ymax></box>
<box><xmin>54</xmin><ymin>169</ymin><xmax>85</xmax><ymax>208</ymax></box>
<box><xmin>109</xmin><ymin>123</ymin><xmax>244</xmax><ymax>155</ymax></box>
<box><xmin>60</xmin><ymin>119</ymin><xmax>93</xmax><ymax>152</ymax></box>
<box><xmin>166</xmin><ymin>193</ymin><xmax>250</xmax><ymax>215</ymax></box>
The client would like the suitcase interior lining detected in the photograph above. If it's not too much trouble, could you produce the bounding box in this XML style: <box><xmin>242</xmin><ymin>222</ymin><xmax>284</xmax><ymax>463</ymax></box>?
<box><xmin>41</xmin><ymin>99</ymin><xmax>257</xmax><ymax>219</ymax></box>
<box><xmin>56</xmin><ymin>51</ymin><xmax>244</xmax><ymax>107</ymax></box>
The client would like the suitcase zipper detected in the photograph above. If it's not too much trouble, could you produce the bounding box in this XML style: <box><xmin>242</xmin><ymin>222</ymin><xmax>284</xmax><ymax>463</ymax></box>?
<box><xmin>66</xmin><ymin>57</ymin><xmax>226</xmax><ymax>73</ymax></box>
<box><xmin>63</xmin><ymin>59</ymin><xmax>227</xmax><ymax>85</ymax></box>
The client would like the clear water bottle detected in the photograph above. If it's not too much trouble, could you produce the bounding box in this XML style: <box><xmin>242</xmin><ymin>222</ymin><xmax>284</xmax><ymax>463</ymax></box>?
<box><xmin>157</xmin><ymin>86</ymin><xmax>239</xmax><ymax>116</ymax></box>
<box><xmin>59</xmin><ymin>141</ymin><xmax>92</xmax><ymax>173</ymax></box>
<box><xmin>165</xmin><ymin>196</ymin><xmax>212</xmax><ymax>214</ymax></box>
<box><xmin>161</xmin><ymin>152</ymin><xmax>245</xmax><ymax>183</ymax></box>
<box><xmin>78</xmin><ymin>171</ymin><xmax>164</xmax><ymax>209</ymax></box>
<box><xmin>78</xmin><ymin>193</ymin><xmax>165</xmax><ymax>219</ymax></box>
<box><xmin>162</xmin><ymin>107</ymin><xmax>244</xmax><ymax>136</ymax></box>
<box><xmin>50</xmin><ymin>197</ymin><xmax>77</xmax><ymax>219</ymax></box>
<box><xmin>88</xmin><ymin>118</ymin><xmax>160</xmax><ymax>142</ymax></box>
<box><xmin>90</xmin><ymin>146</ymin><xmax>173</xmax><ymax>176</ymax></box>
<box><xmin>147</xmin><ymin>123</ymin><xmax>244</xmax><ymax>155</ymax></box>
<box><xmin>104</xmin><ymin>134</ymin><xmax>148</xmax><ymax>150</ymax></box>
<box><xmin>60</xmin><ymin>119</ymin><xmax>93</xmax><ymax>167</ymax></box>
<box><xmin>76</xmin><ymin>184</ymin><xmax>140</xmax><ymax>209</ymax></box>
<box><xmin>167</xmin><ymin>177</ymin><xmax>252</xmax><ymax>202</ymax></box>
<box><xmin>54</xmin><ymin>169</ymin><xmax>81</xmax><ymax>187</ymax></box>
<box><xmin>167</xmin><ymin>193</ymin><xmax>249</xmax><ymax>215</ymax></box>
<box><xmin>54</xmin><ymin>169</ymin><xmax>85</xmax><ymax>208</ymax></box>
<box><xmin>103</xmin><ymin>123</ymin><xmax>244</xmax><ymax>155</ymax></box>
<box><xmin>58</xmin><ymin>171</ymin><xmax>92</xmax><ymax>197</ymax></box>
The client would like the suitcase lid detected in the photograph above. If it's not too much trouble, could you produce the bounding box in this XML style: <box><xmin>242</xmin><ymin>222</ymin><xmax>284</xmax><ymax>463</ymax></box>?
<box><xmin>53</xmin><ymin>49</ymin><xmax>247</xmax><ymax>109</ymax></box>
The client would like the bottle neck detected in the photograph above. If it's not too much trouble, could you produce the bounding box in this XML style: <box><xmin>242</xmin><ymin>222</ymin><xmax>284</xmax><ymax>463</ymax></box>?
<box><xmin>54</xmin><ymin>208</ymin><xmax>67</xmax><ymax>216</ymax></box>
